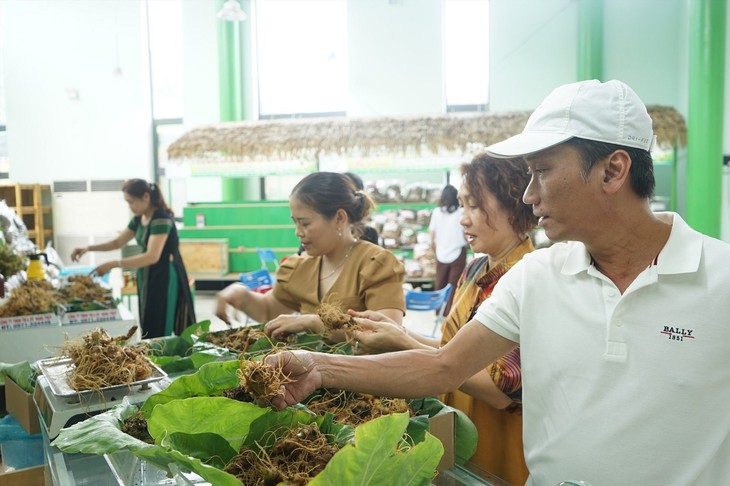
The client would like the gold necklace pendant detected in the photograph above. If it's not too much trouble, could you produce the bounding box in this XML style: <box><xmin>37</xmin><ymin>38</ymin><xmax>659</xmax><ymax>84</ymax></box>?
<box><xmin>319</xmin><ymin>241</ymin><xmax>357</xmax><ymax>281</ymax></box>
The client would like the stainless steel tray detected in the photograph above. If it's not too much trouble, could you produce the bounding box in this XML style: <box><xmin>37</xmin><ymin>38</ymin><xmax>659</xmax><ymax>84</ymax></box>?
<box><xmin>37</xmin><ymin>356</ymin><xmax>167</xmax><ymax>397</ymax></box>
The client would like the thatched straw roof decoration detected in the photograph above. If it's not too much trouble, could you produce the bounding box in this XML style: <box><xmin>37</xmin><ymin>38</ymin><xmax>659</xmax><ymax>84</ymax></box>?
<box><xmin>646</xmin><ymin>105</ymin><xmax>687</xmax><ymax>148</ymax></box>
<box><xmin>167</xmin><ymin>106</ymin><xmax>685</xmax><ymax>162</ymax></box>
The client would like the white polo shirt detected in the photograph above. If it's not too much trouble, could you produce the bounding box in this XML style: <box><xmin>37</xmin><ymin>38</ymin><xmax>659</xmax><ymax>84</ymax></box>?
<box><xmin>474</xmin><ymin>212</ymin><xmax>730</xmax><ymax>485</ymax></box>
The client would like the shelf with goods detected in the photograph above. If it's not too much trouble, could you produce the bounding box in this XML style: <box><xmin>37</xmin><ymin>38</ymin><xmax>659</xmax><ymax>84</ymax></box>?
<box><xmin>369</xmin><ymin>201</ymin><xmax>438</xmax><ymax>285</ymax></box>
<box><xmin>0</xmin><ymin>183</ymin><xmax>54</xmax><ymax>250</ymax></box>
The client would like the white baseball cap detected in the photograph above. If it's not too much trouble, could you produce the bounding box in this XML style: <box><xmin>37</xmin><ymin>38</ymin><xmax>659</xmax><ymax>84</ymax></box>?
<box><xmin>486</xmin><ymin>79</ymin><xmax>655</xmax><ymax>157</ymax></box>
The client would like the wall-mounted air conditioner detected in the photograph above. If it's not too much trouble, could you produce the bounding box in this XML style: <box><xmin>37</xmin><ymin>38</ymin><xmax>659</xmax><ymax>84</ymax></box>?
<box><xmin>52</xmin><ymin>180</ymin><xmax>130</xmax><ymax>267</ymax></box>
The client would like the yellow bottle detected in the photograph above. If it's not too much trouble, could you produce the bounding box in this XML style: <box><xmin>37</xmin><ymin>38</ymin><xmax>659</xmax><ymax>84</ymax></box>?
<box><xmin>27</xmin><ymin>253</ymin><xmax>48</xmax><ymax>280</ymax></box>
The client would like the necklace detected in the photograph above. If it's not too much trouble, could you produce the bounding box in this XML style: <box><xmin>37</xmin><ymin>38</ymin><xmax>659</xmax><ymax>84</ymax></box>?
<box><xmin>319</xmin><ymin>241</ymin><xmax>357</xmax><ymax>281</ymax></box>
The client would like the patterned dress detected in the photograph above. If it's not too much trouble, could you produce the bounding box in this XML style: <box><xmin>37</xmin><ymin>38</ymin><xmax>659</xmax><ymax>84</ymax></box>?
<box><xmin>127</xmin><ymin>209</ymin><xmax>196</xmax><ymax>338</ymax></box>
<box><xmin>440</xmin><ymin>238</ymin><xmax>534</xmax><ymax>486</ymax></box>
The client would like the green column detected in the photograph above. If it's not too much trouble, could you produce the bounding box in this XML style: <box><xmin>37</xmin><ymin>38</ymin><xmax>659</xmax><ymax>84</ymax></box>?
<box><xmin>686</xmin><ymin>0</ymin><xmax>726</xmax><ymax>237</ymax></box>
<box><xmin>576</xmin><ymin>0</ymin><xmax>603</xmax><ymax>81</ymax></box>
<box><xmin>221</xmin><ymin>178</ymin><xmax>245</xmax><ymax>201</ymax></box>
<box><xmin>217</xmin><ymin>0</ymin><xmax>258</xmax><ymax>201</ymax></box>
<box><xmin>217</xmin><ymin>1</ymin><xmax>242</xmax><ymax>122</ymax></box>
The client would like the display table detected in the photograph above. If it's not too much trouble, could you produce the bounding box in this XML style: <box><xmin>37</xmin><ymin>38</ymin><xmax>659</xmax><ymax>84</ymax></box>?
<box><xmin>40</xmin><ymin>443</ymin><xmax>505</xmax><ymax>486</ymax></box>
<box><xmin>0</xmin><ymin>305</ymin><xmax>137</xmax><ymax>363</ymax></box>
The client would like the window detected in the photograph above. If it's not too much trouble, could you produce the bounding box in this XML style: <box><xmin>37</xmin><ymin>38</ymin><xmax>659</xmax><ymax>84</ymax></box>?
<box><xmin>146</xmin><ymin>0</ymin><xmax>184</xmax><ymax>120</ymax></box>
<box><xmin>444</xmin><ymin>0</ymin><xmax>489</xmax><ymax>112</ymax></box>
<box><xmin>146</xmin><ymin>0</ymin><xmax>184</xmax><ymax>185</ymax></box>
<box><xmin>0</xmin><ymin>6</ymin><xmax>8</xmax><ymax>177</ymax></box>
<box><xmin>255</xmin><ymin>0</ymin><xmax>347</xmax><ymax>118</ymax></box>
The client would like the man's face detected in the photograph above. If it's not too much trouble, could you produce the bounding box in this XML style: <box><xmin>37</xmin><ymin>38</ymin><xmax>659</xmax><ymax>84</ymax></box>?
<box><xmin>523</xmin><ymin>144</ymin><xmax>604</xmax><ymax>243</ymax></box>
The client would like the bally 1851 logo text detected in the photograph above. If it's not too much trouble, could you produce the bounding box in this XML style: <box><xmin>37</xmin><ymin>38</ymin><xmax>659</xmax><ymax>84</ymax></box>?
<box><xmin>660</xmin><ymin>326</ymin><xmax>694</xmax><ymax>342</ymax></box>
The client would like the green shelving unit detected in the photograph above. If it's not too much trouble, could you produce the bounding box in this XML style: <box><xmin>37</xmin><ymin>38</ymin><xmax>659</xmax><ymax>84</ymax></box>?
<box><xmin>179</xmin><ymin>201</ymin><xmax>299</xmax><ymax>274</ymax></box>
<box><xmin>178</xmin><ymin>200</ymin><xmax>439</xmax><ymax>283</ymax></box>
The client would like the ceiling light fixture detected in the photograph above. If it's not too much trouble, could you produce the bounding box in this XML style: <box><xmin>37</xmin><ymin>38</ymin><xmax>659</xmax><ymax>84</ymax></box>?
<box><xmin>217</xmin><ymin>0</ymin><xmax>248</xmax><ymax>22</ymax></box>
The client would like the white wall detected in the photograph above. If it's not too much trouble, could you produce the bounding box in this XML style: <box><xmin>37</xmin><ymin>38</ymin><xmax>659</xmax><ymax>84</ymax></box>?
<box><xmin>180</xmin><ymin>0</ymin><xmax>220</xmax><ymax>129</ymax></box>
<box><xmin>1</xmin><ymin>0</ymin><xmax>152</xmax><ymax>183</ymax></box>
<box><xmin>603</xmin><ymin>0</ymin><xmax>687</xmax><ymax>110</ymax></box>
<box><xmin>489</xmin><ymin>0</ymin><xmax>688</xmax><ymax>115</ymax></box>
<box><xmin>0</xmin><ymin>0</ymin><xmax>723</xmax><ymax>172</ymax></box>
<box><xmin>489</xmin><ymin>0</ymin><xmax>578</xmax><ymax>111</ymax></box>
<box><xmin>1</xmin><ymin>0</ymin><xmax>728</xmax><ymax>237</ymax></box>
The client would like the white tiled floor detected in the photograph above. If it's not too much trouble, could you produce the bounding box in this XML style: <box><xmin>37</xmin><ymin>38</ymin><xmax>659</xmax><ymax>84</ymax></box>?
<box><xmin>193</xmin><ymin>292</ymin><xmax>442</xmax><ymax>339</ymax></box>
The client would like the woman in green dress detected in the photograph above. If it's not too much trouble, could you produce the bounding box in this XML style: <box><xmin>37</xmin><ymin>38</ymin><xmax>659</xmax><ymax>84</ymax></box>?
<box><xmin>71</xmin><ymin>179</ymin><xmax>196</xmax><ymax>338</ymax></box>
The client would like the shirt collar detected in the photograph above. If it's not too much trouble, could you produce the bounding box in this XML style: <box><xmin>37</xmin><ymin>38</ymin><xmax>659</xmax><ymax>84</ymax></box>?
<box><xmin>561</xmin><ymin>212</ymin><xmax>703</xmax><ymax>276</ymax></box>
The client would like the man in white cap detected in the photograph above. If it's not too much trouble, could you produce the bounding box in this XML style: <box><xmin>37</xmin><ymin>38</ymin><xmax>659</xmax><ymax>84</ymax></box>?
<box><xmin>266</xmin><ymin>80</ymin><xmax>730</xmax><ymax>485</ymax></box>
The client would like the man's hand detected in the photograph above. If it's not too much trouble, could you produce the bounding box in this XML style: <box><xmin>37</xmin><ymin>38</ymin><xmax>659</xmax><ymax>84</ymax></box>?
<box><xmin>264</xmin><ymin>350</ymin><xmax>323</xmax><ymax>410</ymax></box>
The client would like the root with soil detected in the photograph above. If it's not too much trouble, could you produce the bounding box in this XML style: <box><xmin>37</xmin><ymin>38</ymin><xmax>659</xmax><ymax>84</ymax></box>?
<box><xmin>316</xmin><ymin>302</ymin><xmax>360</xmax><ymax>343</ymax></box>
<box><xmin>238</xmin><ymin>357</ymin><xmax>292</xmax><ymax>407</ymax></box>
<box><xmin>306</xmin><ymin>389</ymin><xmax>411</xmax><ymax>426</ymax></box>
<box><xmin>61</xmin><ymin>326</ymin><xmax>153</xmax><ymax>391</ymax></box>
<box><xmin>224</xmin><ymin>422</ymin><xmax>339</xmax><ymax>486</ymax></box>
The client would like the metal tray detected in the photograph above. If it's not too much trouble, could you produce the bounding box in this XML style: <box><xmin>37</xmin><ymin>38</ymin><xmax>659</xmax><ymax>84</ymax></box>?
<box><xmin>37</xmin><ymin>356</ymin><xmax>167</xmax><ymax>397</ymax></box>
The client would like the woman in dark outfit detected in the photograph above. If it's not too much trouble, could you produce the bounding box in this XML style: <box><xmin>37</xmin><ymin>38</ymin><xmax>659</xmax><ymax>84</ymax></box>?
<box><xmin>71</xmin><ymin>179</ymin><xmax>196</xmax><ymax>338</ymax></box>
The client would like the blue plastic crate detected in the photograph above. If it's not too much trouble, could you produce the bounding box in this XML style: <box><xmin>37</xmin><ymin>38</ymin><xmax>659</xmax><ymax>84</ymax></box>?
<box><xmin>59</xmin><ymin>265</ymin><xmax>110</xmax><ymax>283</ymax></box>
<box><xmin>0</xmin><ymin>415</ymin><xmax>44</xmax><ymax>470</ymax></box>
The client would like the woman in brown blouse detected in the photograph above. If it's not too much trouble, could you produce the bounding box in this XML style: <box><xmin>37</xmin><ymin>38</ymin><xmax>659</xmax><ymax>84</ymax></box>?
<box><xmin>350</xmin><ymin>154</ymin><xmax>537</xmax><ymax>485</ymax></box>
<box><xmin>215</xmin><ymin>172</ymin><xmax>405</xmax><ymax>339</ymax></box>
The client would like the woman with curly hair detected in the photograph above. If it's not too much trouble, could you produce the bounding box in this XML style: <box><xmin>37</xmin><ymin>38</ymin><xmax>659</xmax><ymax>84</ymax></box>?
<box><xmin>350</xmin><ymin>153</ymin><xmax>537</xmax><ymax>485</ymax></box>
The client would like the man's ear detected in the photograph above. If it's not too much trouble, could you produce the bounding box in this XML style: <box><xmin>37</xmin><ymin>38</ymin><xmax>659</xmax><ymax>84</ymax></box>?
<box><xmin>602</xmin><ymin>150</ymin><xmax>631</xmax><ymax>193</ymax></box>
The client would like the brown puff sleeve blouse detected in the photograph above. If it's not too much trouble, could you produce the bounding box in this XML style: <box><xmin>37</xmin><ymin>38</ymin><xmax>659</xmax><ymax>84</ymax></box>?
<box><xmin>272</xmin><ymin>241</ymin><xmax>406</xmax><ymax>315</ymax></box>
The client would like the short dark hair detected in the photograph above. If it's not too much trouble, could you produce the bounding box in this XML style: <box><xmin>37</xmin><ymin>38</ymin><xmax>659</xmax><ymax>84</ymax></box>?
<box><xmin>564</xmin><ymin>137</ymin><xmax>655</xmax><ymax>199</ymax></box>
<box><xmin>291</xmin><ymin>172</ymin><xmax>375</xmax><ymax>238</ymax></box>
<box><xmin>460</xmin><ymin>154</ymin><xmax>537</xmax><ymax>237</ymax></box>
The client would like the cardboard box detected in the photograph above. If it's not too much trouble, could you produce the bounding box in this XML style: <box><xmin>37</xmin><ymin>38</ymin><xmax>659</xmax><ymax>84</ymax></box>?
<box><xmin>0</xmin><ymin>465</ymin><xmax>47</xmax><ymax>486</ymax></box>
<box><xmin>429</xmin><ymin>411</ymin><xmax>456</xmax><ymax>473</ymax></box>
<box><xmin>180</xmin><ymin>238</ymin><xmax>229</xmax><ymax>275</ymax></box>
<box><xmin>4</xmin><ymin>377</ymin><xmax>41</xmax><ymax>435</ymax></box>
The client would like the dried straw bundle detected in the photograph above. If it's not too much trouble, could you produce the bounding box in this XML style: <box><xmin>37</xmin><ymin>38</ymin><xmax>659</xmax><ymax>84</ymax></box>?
<box><xmin>167</xmin><ymin>107</ymin><xmax>685</xmax><ymax>162</ymax></box>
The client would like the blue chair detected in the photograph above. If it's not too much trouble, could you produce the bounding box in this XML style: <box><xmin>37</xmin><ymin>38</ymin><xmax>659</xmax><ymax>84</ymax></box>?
<box><xmin>256</xmin><ymin>248</ymin><xmax>279</xmax><ymax>272</ymax></box>
<box><xmin>404</xmin><ymin>283</ymin><xmax>453</xmax><ymax>337</ymax></box>
<box><xmin>239</xmin><ymin>268</ymin><xmax>274</xmax><ymax>291</ymax></box>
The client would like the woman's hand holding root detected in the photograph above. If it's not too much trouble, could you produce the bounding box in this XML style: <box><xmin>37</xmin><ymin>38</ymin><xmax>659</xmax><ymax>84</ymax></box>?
<box><xmin>264</xmin><ymin>350</ymin><xmax>323</xmax><ymax>410</ymax></box>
